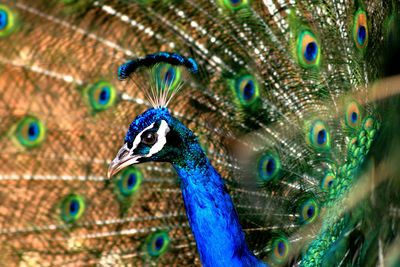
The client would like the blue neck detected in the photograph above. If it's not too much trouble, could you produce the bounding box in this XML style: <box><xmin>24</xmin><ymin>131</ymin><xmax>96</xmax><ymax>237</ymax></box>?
<box><xmin>173</xmin><ymin>142</ymin><xmax>265</xmax><ymax>267</ymax></box>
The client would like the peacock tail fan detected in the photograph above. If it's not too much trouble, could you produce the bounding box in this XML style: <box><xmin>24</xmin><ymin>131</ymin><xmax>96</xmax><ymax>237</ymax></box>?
<box><xmin>0</xmin><ymin>0</ymin><xmax>399</xmax><ymax>266</ymax></box>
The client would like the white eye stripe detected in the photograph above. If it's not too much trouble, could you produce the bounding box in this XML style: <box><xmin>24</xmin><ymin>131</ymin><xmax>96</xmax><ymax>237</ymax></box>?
<box><xmin>129</xmin><ymin>120</ymin><xmax>170</xmax><ymax>159</ymax></box>
<box><xmin>130</xmin><ymin>122</ymin><xmax>155</xmax><ymax>151</ymax></box>
<box><xmin>146</xmin><ymin>120</ymin><xmax>170</xmax><ymax>158</ymax></box>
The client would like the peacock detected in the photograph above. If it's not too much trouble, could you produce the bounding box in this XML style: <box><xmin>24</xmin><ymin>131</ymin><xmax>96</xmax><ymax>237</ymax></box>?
<box><xmin>0</xmin><ymin>0</ymin><xmax>399</xmax><ymax>266</ymax></box>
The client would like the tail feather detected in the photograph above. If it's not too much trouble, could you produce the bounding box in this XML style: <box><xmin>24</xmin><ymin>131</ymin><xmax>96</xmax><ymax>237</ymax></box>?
<box><xmin>0</xmin><ymin>0</ymin><xmax>399</xmax><ymax>266</ymax></box>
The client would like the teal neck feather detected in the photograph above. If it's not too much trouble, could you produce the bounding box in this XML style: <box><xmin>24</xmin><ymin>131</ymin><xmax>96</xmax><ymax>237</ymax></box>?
<box><xmin>172</xmin><ymin>140</ymin><xmax>266</xmax><ymax>267</ymax></box>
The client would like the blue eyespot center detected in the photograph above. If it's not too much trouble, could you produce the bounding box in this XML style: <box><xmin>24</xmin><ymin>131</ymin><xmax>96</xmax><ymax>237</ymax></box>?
<box><xmin>86</xmin><ymin>81</ymin><xmax>117</xmax><ymax>112</ymax></box>
<box><xmin>230</xmin><ymin>0</ymin><xmax>241</xmax><ymax>4</ymax></box>
<box><xmin>317</xmin><ymin>129</ymin><xmax>326</xmax><ymax>144</ymax></box>
<box><xmin>351</xmin><ymin>111</ymin><xmax>358</xmax><ymax>123</ymax></box>
<box><xmin>28</xmin><ymin>123</ymin><xmax>39</xmax><ymax>140</ymax></box>
<box><xmin>243</xmin><ymin>80</ymin><xmax>255</xmax><ymax>101</ymax></box>
<box><xmin>307</xmin><ymin>206</ymin><xmax>315</xmax><ymax>218</ymax></box>
<box><xmin>69</xmin><ymin>200</ymin><xmax>80</xmax><ymax>216</ymax></box>
<box><xmin>60</xmin><ymin>195</ymin><xmax>85</xmax><ymax>223</ymax></box>
<box><xmin>304</xmin><ymin>42</ymin><xmax>318</xmax><ymax>62</ymax></box>
<box><xmin>146</xmin><ymin>232</ymin><xmax>170</xmax><ymax>257</ymax></box>
<box><xmin>258</xmin><ymin>153</ymin><xmax>280</xmax><ymax>182</ymax></box>
<box><xmin>299</xmin><ymin>198</ymin><xmax>319</xmax><ymax>224</ymax></box>
<box><xmin>277</xmin><ymin>241</ymin><xmax>285</xmax><ymax>256</ymax></box>
<box><xmin>14</xmin><ymin>117</ymin><xmax>46</xmax><ymax>148</ymax></box>
<box><xmin>99</xmin><ymin>87</ymin><xmax>110</xmax><ymax>104</ymax></box>
<box><xmin>328</xmin><ymin>180</ymin><xmax>333</xmax><ymax>187</ymax></box>
<box><xmin>357</xmin><ymin>26</ymin><xmax>366</xmax><ymax>45</ymax></box>
<box><xmin>266</xmin><ymin>159</ymin><xmax>275</xmax><ymax>176</ymax></box>
<box><xmin>116</xmin><ymin>168</ymin><xmax>143</xmax><ymax>198</ymax></box>
<box><xmin>0</xmin><ymin>10</ymin><xmax>8</xmax><ymax>30</ymax></box>
<box><xmin>155</xmin><ymin>237</ymin><xmax>164</xmax><ymax>250</ymax></box>
<box><xmin>127</xmin><ymin>174</ymin><xmax>136</xmax><ymax>189</ymax></box>
<box><xmin>232</xmin><ymin>74</ymin><xmax>259</xmax><ymax>106</ymax></box>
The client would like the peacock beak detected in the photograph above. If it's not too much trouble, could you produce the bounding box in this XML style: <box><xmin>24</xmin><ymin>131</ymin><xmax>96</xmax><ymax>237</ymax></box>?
<box><xmin>107</xmin><ymin>144</ymin><xmax>140</xmax><ymax>178</ymax></box>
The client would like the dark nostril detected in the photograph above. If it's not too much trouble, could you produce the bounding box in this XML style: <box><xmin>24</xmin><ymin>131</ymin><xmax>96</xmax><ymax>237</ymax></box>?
<box><xmin>118</xmin><ymin>149</ymin><xmax>129</xmax><ymax>160</ymax></box>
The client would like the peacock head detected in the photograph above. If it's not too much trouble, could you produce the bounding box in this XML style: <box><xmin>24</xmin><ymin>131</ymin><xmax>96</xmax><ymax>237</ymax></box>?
<box><xmin>108</xmin><ymin>106</ymin><xmax>197</xmax><ymax>178</ymax></box>
<box><xmin>108</xmin><ymin>52</ymin><xmax>200</xmax><ymax>178</ymax></box>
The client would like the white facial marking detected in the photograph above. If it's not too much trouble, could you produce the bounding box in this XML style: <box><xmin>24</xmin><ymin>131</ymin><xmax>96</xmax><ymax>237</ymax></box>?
<box><xmin>109</xmin><ymin>120</ymin><xmax>170</xmax><ymax>178</ymax></box>
<box><xmin>126</xmin><ymin>120</ymin><xmax>169</xmax><ymax>159</ymax></box>
<box><xmin>146</xmin><ymin>120</ymin><xmax>170</xmax><ymax>158</ymax></box>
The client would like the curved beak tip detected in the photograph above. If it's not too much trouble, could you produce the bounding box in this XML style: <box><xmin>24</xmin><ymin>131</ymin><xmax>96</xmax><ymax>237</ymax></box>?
<box><xmin>107</xmin><ymin>165</ymin><xmax>114</xmax><ymax>179</ymax></box>
<box><xmin>107</xmin><ymin>160</ymin><xmax>126</xmax><ymax>179</ymax></box>
<box><xmin>107</xmin><ymin>145</ymin><xmax>140</xmax><ymax>179</ymax></box>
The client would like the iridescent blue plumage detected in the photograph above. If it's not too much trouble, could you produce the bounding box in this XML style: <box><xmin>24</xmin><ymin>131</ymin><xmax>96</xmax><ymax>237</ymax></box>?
<box><xmin>173</xmin><ymin>146</ymin><xmax>265</xmax><ymax>267</ymax></box>
<box><xmin>110</xmin><ymin>106</ymin><xmax>266</xmax><ymax>266</ymax></box>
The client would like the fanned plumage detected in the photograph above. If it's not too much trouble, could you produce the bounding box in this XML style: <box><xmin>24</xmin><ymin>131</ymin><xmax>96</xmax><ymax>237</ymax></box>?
<box><xmin>0</xmin><ymin>0</ymin><xmax>399</xmax><ymax>266</ymax></box>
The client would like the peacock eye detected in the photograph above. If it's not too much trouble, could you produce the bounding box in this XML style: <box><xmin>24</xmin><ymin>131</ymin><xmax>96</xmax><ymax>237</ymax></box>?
<box><xmin>145</xmin><ymin>231</ymin><xmax>170</xmax><ymax>257</ymax></box>
<box><xmin>297</xmin><ymin>30</ymin><xmax>320</xmax><ymax>68</ymax></box>
<box><xmin>0</xmin><ymin>4</ymin><xmax>17</xmax><ymax>37</ymax></box>
<box><xmin>13</xmin><ymin>116</ymin><xmax>46</xmax><ymax>148</ymax></box>
<box><xmin>60</xmin><ymin>194</ymin><xmax>86</xmax><ymax>223</ymax></box>
<box><xmin>220</xmin><ymin>0</ymin><xmax>249</xmax><ymax>11</ymax></box>
<box><xmin>353</xmin><ymin>9</ymin><xmax>368</xmax><ymax>50</ymax></box>
<box><xmin>234</xmin><ymin>74</ymin><xmax>260</xmax><ymax>107</ymax></box>
<box><xmin>321</xmin><ymin>172</ymin><xmax>336</xmax><ymax>191</ymax></box>
<box><xmin>345</xmin><ymin>101</ymin><xmax>362</xmax><ymax>129</ymax></box>
<box><xmin>258</xmin><ymin>152</ymin><xmax>281</xmax><ymax>182</ymax></box>
<box><xmin>306</xmin><ymin>119</ymin><xmax>331</xmax><ymax>151</ymax></box>
<box><xmin>298</xmin><ymin>198</ymin><xmax>319</xmax><ymax>225</ymax></box>
<box><xmin>85</xmin><ymin>81</ymin><xmax>117</xmax><ymax>112</ymax></box>
<box><xmin>155</xmin><ymin>64</ymin><xmax>181</xmax><ymax>91</ymax></box>
<box><xmin>270</xmin><ymin>235</ymin><xmax>290</xmax><ymax>264</ymax></box>
<box><xmin>115</xmin><ymin>167</ymin><xmax>142</xmax><ymax>197</ymax></box>
<box><xmin>142</xmin><ymin>131</ymin><xmax>158</xmax><ymax>145</ymax></box>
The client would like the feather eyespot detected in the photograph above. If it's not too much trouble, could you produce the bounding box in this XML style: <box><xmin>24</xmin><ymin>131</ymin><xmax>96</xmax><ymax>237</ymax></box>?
<box><xmin>298</xmin><ymin>198</ymin><xmax>319</xmax><ymax>224</ymax></box>
<box><xmin>0</xmin><ymin>7</ymin><xmax>8</xmax><ymax>31</ymax></box>
<box><xmin>154</xmin><ymin>64</ymin><xmax>181</xmax><ymax>92</ymax></box>
<box><xmin>363</xmin><ymin>117</ymin><xmax>375</xmax><ymax>131</ymax></box>
<box><xmin>60</xmin><ymin>194</ymin><xmax>85</xmax><ymax>223</ymax></box>
<box><xmin>270</xmin><ymin>235</ymin><xmax>290</xmax><ymax>264</ymax></box>
<box><xmin>345</xmin><ymin>101</ymin><xmax>362</xmax><ymax>129</ymax></box>
<box><xmin>219</xmin><ymin>0</ymin><xmax>249</xmax><ymax>11</ymax></box>
<box><xmin>321</xmin><ymin>172</ymin><xmax>335</xmax><ymax>191</ymax></box>
<box><xmin>13</xmin><ymin>116</ymin><xmax>46</xmax><ymax>148</ymax></box>
<box><xmin>0</xmin><ymin>4</ymin><xmax>16</xmax><ymax>37</ymax></box>
<box><xmin>86</xmin><ymin>81</ymin><xmax>117</xmax><ymax>112</ymax></box>
<box><xmin>353</xmin><ymin>10</ymin><xmax>368</xmax><ymax>50</ymax></box>
<box><xmin>297</xmin><ymin>30</ymin><xmax>320</xmax><ymax>67</ymax></box>
<box><xmin>306</xmin><ymin>120</ymin><xmax>331</xmax><ymax>150</ymax></box>
<box><xmin>233</xmin><ymin>74</ymin><xmax>260</xmax><ymax>107</ymax></box>
<box><xmin>258</xmin><ymin>152</ymin><xmax>281</xmax><ymax>182</ymax></box>
<box><xmin>145</xmin><ymin>231</ymin><xmax>170</xmax><ymax>257</ymax></box>
<box><xmin>116</xmin><ymin>168</ymin><xmax>142</xmax><ymax>197</ymax></box>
